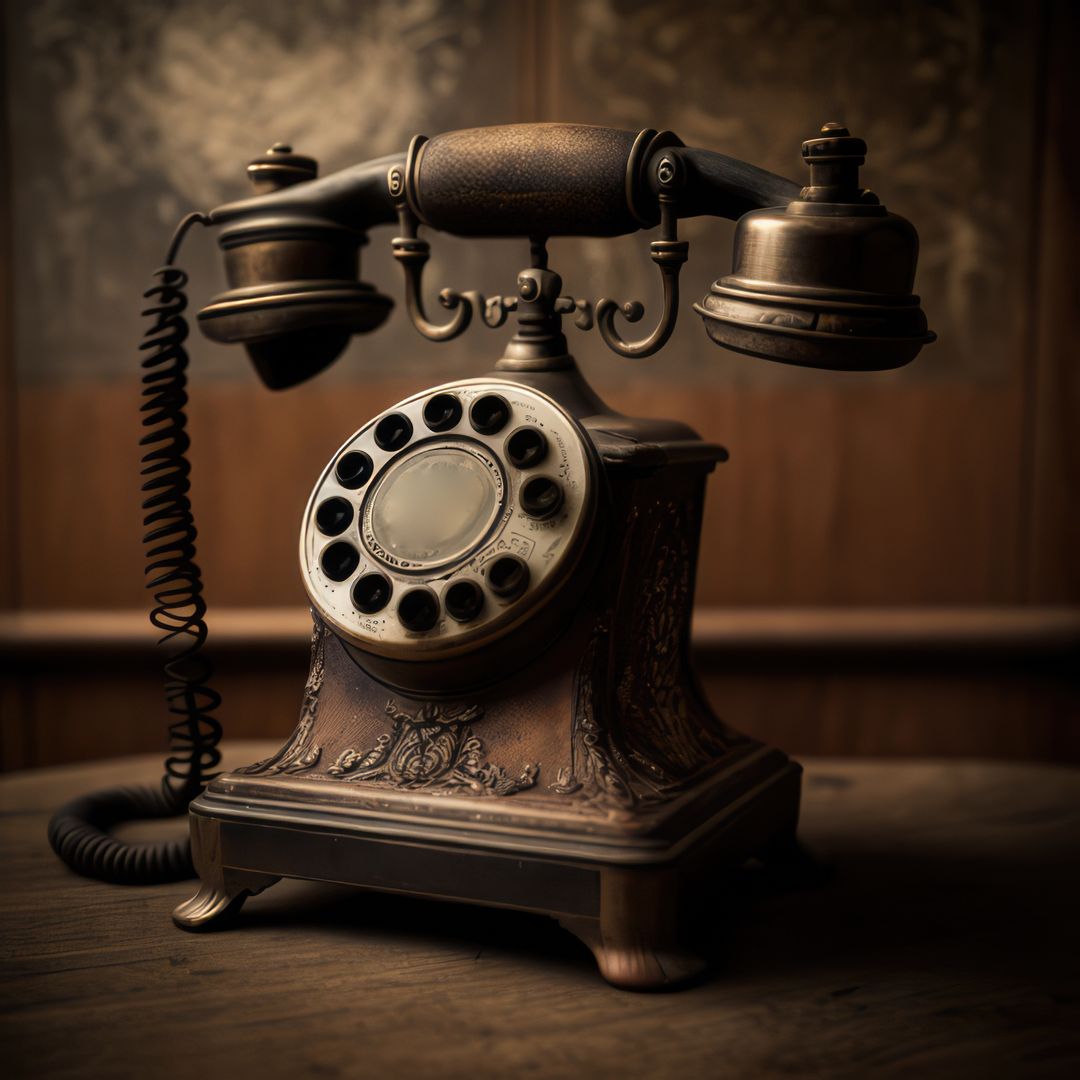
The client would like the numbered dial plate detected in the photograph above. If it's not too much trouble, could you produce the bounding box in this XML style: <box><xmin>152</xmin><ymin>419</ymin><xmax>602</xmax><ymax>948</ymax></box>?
<box><xmin>300</xmin><ymin>379</ymin><xmax>598</xmax><ymax>660</ymax></box>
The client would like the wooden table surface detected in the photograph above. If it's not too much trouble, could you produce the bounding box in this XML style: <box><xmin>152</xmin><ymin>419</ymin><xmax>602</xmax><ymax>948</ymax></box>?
<box><xmin>2</xmin><ymin>745</ymin><xmax>1078</xmax><ymax>1079</ymax></box>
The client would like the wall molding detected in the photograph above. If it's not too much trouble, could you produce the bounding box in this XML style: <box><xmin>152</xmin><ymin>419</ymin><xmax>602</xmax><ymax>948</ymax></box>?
<box><xmin>2</xmin><ymin>606</ymin><xmax>1077</xmax><ymax>661</ymax></box>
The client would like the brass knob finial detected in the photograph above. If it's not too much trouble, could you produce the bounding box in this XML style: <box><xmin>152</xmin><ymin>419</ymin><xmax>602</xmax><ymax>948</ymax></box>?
<box><xmin>246</xmin><ymin>144</ymin><xmax>318</xmax><ymax>193</ymax></box>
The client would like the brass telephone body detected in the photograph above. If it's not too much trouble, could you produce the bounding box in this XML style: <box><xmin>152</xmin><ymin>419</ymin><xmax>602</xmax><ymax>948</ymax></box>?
<box><xmin>54</xmin><ymin>123</ymin><xmax>933</xmax><ymax>991</ymax></box>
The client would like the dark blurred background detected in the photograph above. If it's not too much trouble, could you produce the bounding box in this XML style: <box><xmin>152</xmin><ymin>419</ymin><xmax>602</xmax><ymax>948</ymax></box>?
<box><xmin>0</xmin><ymin>0</ymin><xmax>1076</xmax><ymax>769</ymax></box>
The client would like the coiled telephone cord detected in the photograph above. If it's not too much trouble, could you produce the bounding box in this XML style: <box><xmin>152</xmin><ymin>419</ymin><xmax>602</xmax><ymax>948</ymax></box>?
<box><xmin>48</xmin><ymin>212</ymin><xmax>223</xmax><ymax>884</ymax></box>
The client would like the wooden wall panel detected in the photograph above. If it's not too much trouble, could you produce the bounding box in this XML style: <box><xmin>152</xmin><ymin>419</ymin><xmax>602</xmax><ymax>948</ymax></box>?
<box><xmin>2</xmin><ymin>0</ymin><xmax>1076</xmax><ymax>769</ymax></box>
<box><xmin>8</xmin><ymin>646</ymin><xmax>1076</xmax><ymax>769</ymax></box>
<box><xmin>6</xmin><ymin>0</ymin><xmax>1050</xmax><ymax>612</ymax></box>
<box><xmin>1026</xmin><ymin>0</ymin><xmax>1080</xmax><ymax>603</ymax></box>
<box><xmin>0</xmin><ymin>4</ymin><xmax>15</xmax><ymax>611</ymax></box>
<box><xmin>702</xmin><ymin>667</ymin><xmax>1080</xmax><ymax>761</ymax></box>
<box><xmin>17</xmin><ymin>373</ymin><xmax>1029</xmax><ymax>609</ymax></box>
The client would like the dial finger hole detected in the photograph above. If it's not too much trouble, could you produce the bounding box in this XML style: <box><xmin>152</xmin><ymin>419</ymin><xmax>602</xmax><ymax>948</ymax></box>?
<box><xmin>505</xmin><ymin>426</ymin><xmax>548</xmax><ymax>469</ymax></box>
<box><xmin>315</xmin><ymin>496</ymin><xmax>353</xmax><ymax>537</ymax></box>
<box><xmin>335</xmin><ymin>450</ymin><xmax>373</xmax><ymax>489</ymax></box>
<box><xmin>444</xmin><ymin>579</ymin><xmax>485</xmax><ymax>622</ymax></box>
<box><xmin>321</xmin><ymin>541</ymin><xmax>360</xmax><ymax>582</ymax></box>
<box><xmin>423</xmin><ymin>392</ymin><xmax>462</xmax><ymax>432</ymax></box>
<box><xmin>520</xmin><ymin>475</ymin><xmax>564</xmax><ymax>520</ymax></box>
<box><xmin>397</xmin><ymin>587</ymin><xmax>440</xmax><ymax>632</ymax></box>
<box><xmin>374</xmin><ymin>412</ymin><xmax>413</xmax><ymax>451</ymax></box>
<box><xmin>469</xmin><ymin>394</ymin><xmax>510</xmax><ymax>435</ymax></box>
<box><xmin>352</xmin><ymin>572</ymin><xmax>392</xmax><ymax>614</ymax></box>
<box><xmin>487</xmin><ymin>555</ymin><xmax>530</xmax><ymax>600</ymax></box>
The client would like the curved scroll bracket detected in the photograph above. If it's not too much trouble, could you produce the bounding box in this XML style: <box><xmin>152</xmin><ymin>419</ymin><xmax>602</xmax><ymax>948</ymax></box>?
<box><xmin>594</xmin><ymin>160</ymin><xmax>688</xmax><ymax>359</ymax></box>
<box><xmin>595</xmin><ymin>235</ymin><xmax>688</xmax><ymax>359</ymax></box>
<box><xmin>556</xmin><ymin>296</ymin><xmax>594</xmax><ymax>331</ymax></box>
<box><xmin>391</xmin><ymin>231</ymin><xmax>480</xmax><ymax>343</ymax></box>
<box><xmin>389</xmin><ymin>160</ymin><xmax>480</xmax><ymax>343</ymax></box>
<box><xmin>482</xmin><ymin>295</ymin><xmax>517</xmax><ymax>329</ymax></box>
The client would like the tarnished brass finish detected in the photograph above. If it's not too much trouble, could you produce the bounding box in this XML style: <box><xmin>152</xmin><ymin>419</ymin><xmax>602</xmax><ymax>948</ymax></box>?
<box><xmin>176</xmin><ymin>375</ymin><xmax>801</xmax><ymax>989</ymax></box>
<box><xmin>595</xmin><ymin>153</ymin><xmax>688</xmax><ymax>358</ymax></box>
<box><xmin>695</xmin><ymin>124</ymin><xmax>936</xmax><ymax>370</ymax></box>
<box><xmin>161</xmin><ymin>121</ymin><xmax>933</xmax><ymax>989</ymax></box>
<box><xmin>298</xmin><ymin>378</ymin><xmax>603</xmax><ymax>694</ymax></box>
<box><xmin>197</xmin><ymin>146</ymin><xmax>397</xmax><ymax>389</ymax></box>
<box><xmin>245</xmin><ymin>142</ymin><xmax>318</xmax><ymax>194</ymax></box>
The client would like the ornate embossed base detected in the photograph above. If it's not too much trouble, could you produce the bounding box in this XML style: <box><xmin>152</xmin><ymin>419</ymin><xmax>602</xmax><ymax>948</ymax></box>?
<box><xmin>174</xmin><ymin>738</ymin><xmax>800</xmax><ymax>988</ymax></box>
<box><xmin>174</xmin><ymin>406</ymin><xmax>802</xmax><ymax>989</ymax></box>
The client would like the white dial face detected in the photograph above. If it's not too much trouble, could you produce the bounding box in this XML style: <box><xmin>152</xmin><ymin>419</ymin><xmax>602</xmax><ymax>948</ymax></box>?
<box><xmin>299</xmin><ymin>378</ymin><xmax>597</xmax><ymax>661</ymax></box>
<box><xmin>364</xmin><ymin>444</ymin><xmax>504</xmax><ymax>571</ymax></box>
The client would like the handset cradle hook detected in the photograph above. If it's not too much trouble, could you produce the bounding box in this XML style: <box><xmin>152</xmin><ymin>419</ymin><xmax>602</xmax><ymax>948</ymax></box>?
<box><xmin>389</xmin><ymin>143</ymin><xmax>480</xmax><ymax>343</ymax></box>
<box><xmin>595</xmin><ymin>154</ymin><xmax>689</xmax><ymax>359</ymax></box>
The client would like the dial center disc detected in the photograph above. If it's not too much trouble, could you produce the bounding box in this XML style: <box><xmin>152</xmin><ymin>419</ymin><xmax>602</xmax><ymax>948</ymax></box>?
<box><xmin>361</xmin><ymin>441</ymin><xmax>505</xmax><ymax>573</ymax></box>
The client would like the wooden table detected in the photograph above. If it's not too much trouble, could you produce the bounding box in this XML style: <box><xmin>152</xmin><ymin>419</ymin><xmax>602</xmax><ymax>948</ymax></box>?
<box><xmin>3</xmin><ymin>745</ymin><xmax>1078</xmax><ymax>1078</ymax></box>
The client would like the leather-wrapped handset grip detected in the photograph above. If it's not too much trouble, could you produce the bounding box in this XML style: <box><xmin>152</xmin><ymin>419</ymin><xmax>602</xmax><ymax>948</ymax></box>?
<box><xmin>205</xmin><ymin>125</ymin><xmax>801</xmax><ymax>240</ymax></box>
<box><xmin>404</xmin><ymin>123</ymin><xmax>801</xmax><ymax>239</ymax></box>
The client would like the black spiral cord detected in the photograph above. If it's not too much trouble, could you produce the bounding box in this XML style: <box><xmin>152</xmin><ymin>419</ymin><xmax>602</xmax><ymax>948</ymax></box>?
<box><xmin>47</xmin><ymin>212</ymin><xmax>224</xmax><ymax>884</ymax></box>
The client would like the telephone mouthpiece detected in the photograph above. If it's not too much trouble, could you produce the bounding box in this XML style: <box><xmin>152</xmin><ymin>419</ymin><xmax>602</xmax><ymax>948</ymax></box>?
<box><xmin>196</xmin><ymin>145</ymin><xmax>394</xmax><ymax>389</ymax></box>
<box><xmin>695</xmin><ymin>125</ymin><xmax>935</xmax><ymax>371</ymax></box>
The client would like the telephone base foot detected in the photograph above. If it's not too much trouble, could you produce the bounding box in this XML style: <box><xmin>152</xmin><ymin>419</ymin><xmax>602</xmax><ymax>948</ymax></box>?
<box><xmin>174</xmin><ymin>809</ymin><xmax>281</xmax><ymax>931</ymax></box>
<box><xmin>176</xmin><ymin>749</ymin><xmax>800</xmax><ymax>989</ymax></box>
<box><xmin>173</xmin><ymin>882</ymin><xmax>247</xmax><ymax>931</ymax></box>
<box><xmin>173</xmin><ymin>871</ymin><xmax>280</xmax><ymax>931</ymax></box>
<box><xmin>559</xmin><ymin>907</ymin><xmax>709</xmax><ymax>991</ymax></box>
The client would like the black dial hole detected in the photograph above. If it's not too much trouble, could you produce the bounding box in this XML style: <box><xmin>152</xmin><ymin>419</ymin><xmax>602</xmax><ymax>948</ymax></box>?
<box><xmin>352</xmin><ymin>573</ymin><xmax>392</xmax><ymax>614</ymax></box>
<box><xmin>423</xmin><ymin>393</ymin><xmax>462</xmax><ymax>432</ymax></box>
<box><xmin>320</xmin><ymin>541</ymin><xmax>360</xmax><ymax>582</ymax></box>
<box><xmin>520</xmin><ymin>475</ymin><xmax>564</xmax><ymax>520</ymax></box>
<box><xmin>315</xmin><ymin>497</ymin><xmax>353</xmax><ymax>537</ymax></box>
<box><xmin>397</xmin><ymin>587</ymin><xmax>440</xmax><ymax>632</ymax></box>
<box><xmin>335</xmin><ymin>450</ymin><xmax>373</xmax><ymax>489</ymax></box>
<box><xmin>444</xmin><ymin>580</ymin><xmax>485</xmax><ymax>623</ymax></box>
<box><xmin>374</xmin><ymin>412</ymin><xmax>413</xmax><ymax>451</ymax></box>
<box><xmin>469</xmin><ymin>394</ymin><xmax>510</xmax><ymax>435</ymax></box>
<box><xmin>487</xmin><ymin>555</ymin><xmax>530</xmax><ymax>600</ymax></box>
<box><xmin>506</xmin><ymin>426</ymin><xmax>548</xmax><ymax>469</ymax></box>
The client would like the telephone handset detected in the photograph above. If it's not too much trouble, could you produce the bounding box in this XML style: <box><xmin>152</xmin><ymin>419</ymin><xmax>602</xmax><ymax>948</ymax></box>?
<box><xmin>49</xmin><ymin>122</ymin><xmax>934</xmax><ymax>988</ymax></box>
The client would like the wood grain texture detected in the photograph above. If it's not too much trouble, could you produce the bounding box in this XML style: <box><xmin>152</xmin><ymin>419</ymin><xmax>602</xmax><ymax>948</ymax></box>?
<box><xmin>0</xmin><ymin>4</ymin><xmax>15</xmax><ymax>610</ymax></box>
<box><xmin>3</xmin><ymin>643</ymin><xmax>1076</xmax><ymax>771</ymax></box>
<box><xmin>700</xmin><ymin>667</ymin><xmax>1080</xmax><ymax>762</ymax></box>
<box><xmin>2</xmin><ymin>746</ymin><xmax>1077</xmax><ymax>1078</ymax></box>
<box><xmin>14</xmin><ymin>375</ymin><xmax>1032</xmax><ymax>609</ymax></box>
<box><xmin>1026</xmin><ymin>0</ymin><xmax>1080</xmax><ymax>602</ymax></box>
<box><xmin>3</xmin><ymin>0</ymin><xmax>1077</xmax><ymax>774</ymax></box>
<box><xmin>5</xmin><ymin>605</ymin><xmax>1079</xmax><ymax>655</ymax></box>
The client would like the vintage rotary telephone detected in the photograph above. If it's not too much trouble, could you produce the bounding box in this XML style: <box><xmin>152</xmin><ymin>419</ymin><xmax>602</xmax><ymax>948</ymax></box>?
<box><xmin>49</xmin><ymin>122</ymin><xmax>933</xmax><ymax>989</ymax></box>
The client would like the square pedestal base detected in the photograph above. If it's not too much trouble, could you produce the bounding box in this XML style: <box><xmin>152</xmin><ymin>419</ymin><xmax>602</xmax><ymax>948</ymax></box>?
<box><xmin>174</xmin><ymin>748</ymin><xmax>801</xmax><ymax>990</ymax></box>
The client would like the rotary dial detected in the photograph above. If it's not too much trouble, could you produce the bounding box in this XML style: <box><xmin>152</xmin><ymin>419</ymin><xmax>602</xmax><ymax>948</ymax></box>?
<box><xmin>300</xmin><ymin>378</ymin><xmax>598</xmax><ymax>661</ymax></box>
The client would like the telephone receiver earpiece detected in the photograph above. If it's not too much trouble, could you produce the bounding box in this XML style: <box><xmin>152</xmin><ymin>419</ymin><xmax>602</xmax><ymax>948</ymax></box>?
<box><xmin>197</xmin><ymin>144</ymin><xmax>400</xmax><ymax>389</ymax></box>
<box><xmin>694</xmin><ymin>124</ymin><xmax>935</xmax><ymax>370</ymax></box>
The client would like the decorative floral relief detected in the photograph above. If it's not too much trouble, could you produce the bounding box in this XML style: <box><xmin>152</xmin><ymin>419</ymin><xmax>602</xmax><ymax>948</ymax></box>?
<box><xmin>552</xmin><ymin>615</ymin><xmax>635</xmax><ymax>808</ymax></box>
<box><xmin>554</xmin><ymin>497</ymin><xmax>737</xmax><ymax>809</ymax></box>
<box><xmin>615</xmin><ymin>499</ymin><xmax>733</xmax><ymax>780</ymax></box>
<box><xmin>236</xmin><ymin>619</ymin><xmax>324</xmax><ymax>776</ymax></box>
<box><xmin>328</xmin><ymin>700</ymin><xmax>538</xmax><ymax>796</ymax></box>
